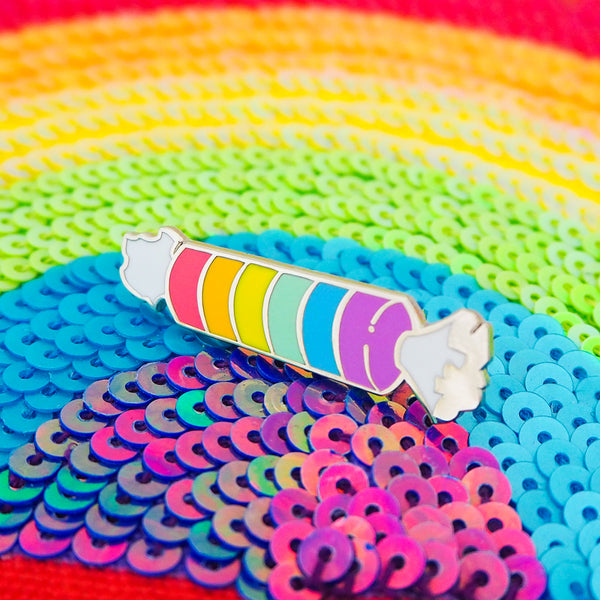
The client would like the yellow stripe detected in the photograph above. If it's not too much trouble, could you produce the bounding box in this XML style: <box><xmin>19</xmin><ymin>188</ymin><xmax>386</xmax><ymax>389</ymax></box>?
<box><xmin>233</xmin><ymin>264</ymin><xmax>277</xmax><ymax>352</ymax></box>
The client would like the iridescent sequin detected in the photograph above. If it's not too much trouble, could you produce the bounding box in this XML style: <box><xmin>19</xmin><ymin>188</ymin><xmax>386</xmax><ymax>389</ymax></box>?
<box><xmin>0</xmin><ymin>349</ymin><xmax>546</xmax><ymax>600</ymax></box>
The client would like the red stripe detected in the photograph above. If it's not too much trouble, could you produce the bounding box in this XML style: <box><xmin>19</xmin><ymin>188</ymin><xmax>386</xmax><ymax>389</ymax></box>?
<box><xmin>0</xmin><ymin>0</ymin><xmax>598</xmax><ymax>57</ymax></box>
<box><xmin>0</xmin><ymin>554</ymin><xmax>239</xmax><ymax>600</ymax></box>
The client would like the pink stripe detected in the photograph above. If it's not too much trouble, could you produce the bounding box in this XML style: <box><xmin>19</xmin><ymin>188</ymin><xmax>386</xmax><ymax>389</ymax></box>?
<box><xmin>168</xmin><ymin>247</ymin><xmax>211</xmax><ymax>330</ymax></box>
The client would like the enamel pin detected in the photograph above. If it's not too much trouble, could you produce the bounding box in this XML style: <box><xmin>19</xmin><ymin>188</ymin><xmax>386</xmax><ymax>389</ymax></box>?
<box><xmin>120</xmin><ymin>227</ymin><xmax>493</xmax><ymax>421</ymax></box>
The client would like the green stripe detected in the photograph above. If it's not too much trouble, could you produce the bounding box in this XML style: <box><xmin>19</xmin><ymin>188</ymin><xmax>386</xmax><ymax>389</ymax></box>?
<box><xmin>267</xmin><ymin>273</ymin><xmax>313</xmax><ymax>363</ymax></box>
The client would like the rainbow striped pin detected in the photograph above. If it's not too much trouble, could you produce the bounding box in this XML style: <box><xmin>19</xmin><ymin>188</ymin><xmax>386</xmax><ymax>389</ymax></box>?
<box><xmin>120</xmin><ymin>227</ymin><xmax>493</xmax><ymax>421</ymax></box>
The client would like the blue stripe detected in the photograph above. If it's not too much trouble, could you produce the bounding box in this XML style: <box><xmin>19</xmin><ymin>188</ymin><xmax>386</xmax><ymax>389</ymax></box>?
<box><xmin>301</xmin><ymin>282</ymin><xmax>347</xmax><ymax>376</ymax></box>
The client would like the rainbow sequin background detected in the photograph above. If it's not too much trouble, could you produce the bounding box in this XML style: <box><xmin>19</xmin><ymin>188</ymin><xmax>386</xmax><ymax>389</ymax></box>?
<box><xmin>0</xmin><ymin>1</ymin><xmax>599</xmax><ymax>599</ymax></box>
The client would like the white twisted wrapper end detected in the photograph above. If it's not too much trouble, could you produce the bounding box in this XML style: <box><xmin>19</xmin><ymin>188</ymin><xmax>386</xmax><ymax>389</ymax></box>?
<box><xmin>397</xmin><ymin>309</ymin><xmax>493</xmax><ymax>421</ymax></box>
<box><xmin>120</xmin><ymin>227</ymin><xmax>186</xmax><ymax>307</ymax></box>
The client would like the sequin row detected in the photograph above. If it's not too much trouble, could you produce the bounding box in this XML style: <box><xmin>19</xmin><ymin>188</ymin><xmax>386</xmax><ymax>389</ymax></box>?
<box><xmin>2</xmin><ymin>148</ymin><xmax>599</xmax><ymax>338</ymax></box>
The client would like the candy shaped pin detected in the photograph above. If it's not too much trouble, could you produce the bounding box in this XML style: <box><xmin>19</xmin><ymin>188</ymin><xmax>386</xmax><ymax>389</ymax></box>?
<box><xmin>120</xmin><ymin>227</ymin><xmax>492</xmax><ymax>421</ymax></box>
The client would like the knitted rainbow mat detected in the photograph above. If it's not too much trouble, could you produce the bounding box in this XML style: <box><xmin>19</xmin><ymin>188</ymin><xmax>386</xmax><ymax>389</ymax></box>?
<box><xmin>0</xmin><ymin>2</ymin><xmax>599</xmax><ymax>600</ymax></box>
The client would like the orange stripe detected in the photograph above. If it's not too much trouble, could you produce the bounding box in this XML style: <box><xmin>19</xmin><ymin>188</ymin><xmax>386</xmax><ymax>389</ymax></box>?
<box><xmin>201</xmin><ymin>256</ymin><xmax>243</xmax><ymax>340</ymax></box>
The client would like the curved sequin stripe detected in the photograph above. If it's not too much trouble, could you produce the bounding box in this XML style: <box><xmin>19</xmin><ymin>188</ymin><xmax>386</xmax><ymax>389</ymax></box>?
<box><xmin>0</xmin><ymin>8</ymin><xmax>598</xmax><ymax>109</ymax></box>
<box><xmin>0</xmin><ymin>354</ymin><xmax>541</xmax><ymax>598</ymax></box>
<box><xmin>2</xmin><ymin>72</ymin><xmax>597</xmax><ymax>167</ymax></box>
<box><xmin>0</xmin><ymin>101</ymin><xmax>598</xmax><ymax>213</ymax></box>
<box><xmin>0</xmin><ymin>147</ymin><xmax>598</xmax><ymax>354</ymax></box>
<box><xmin>0</xmin><ymin>0</ymin><xmax>598</xmax><ymax>59</ymax></box>
<box><xmin>3</xmin><ymin>53</ymin><xmax>599</xmax><ymax>140</ymax></box>
<box><xmin>2</xmin><ymin>124</ymin><xmax>595</xmax><ymax>230</ymax></box>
